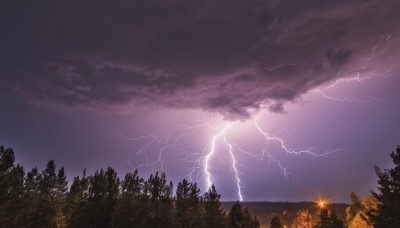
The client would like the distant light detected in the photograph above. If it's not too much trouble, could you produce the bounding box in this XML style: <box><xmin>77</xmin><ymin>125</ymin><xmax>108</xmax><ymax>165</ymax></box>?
<box><xmin>318</xmin><ymin>200</ymin><xmax>326</xmax><ymax>208</ymax></box>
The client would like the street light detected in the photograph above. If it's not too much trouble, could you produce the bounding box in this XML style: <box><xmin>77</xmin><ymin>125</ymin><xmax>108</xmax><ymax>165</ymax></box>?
<box><xmin>317</xmin><ymin>198</ymin><xmax>328</xmax><ymax>227</ymax></box>
<box><xmin>318</xmin><ymin>200</ymin><xmax>326</xmax><ymax>209</ymax></box>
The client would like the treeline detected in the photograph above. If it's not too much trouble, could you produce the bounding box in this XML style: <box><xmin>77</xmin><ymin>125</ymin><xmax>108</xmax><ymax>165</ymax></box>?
<box><xmin>2</xmin><ymin>145</ymin><xmax>399</xmax><ymax>228</ymax></box>
<box><xmin>0</xmin><ymin>146</ymin><xmax>259</xmax><ymax>228</ymax></box>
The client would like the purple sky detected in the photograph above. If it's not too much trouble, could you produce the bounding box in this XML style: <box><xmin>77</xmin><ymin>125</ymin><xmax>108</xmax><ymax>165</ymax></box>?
<box><xmin>1</xmin><ymin>0</ymin><xmax>399</xmax><ymax>202</ymax></box>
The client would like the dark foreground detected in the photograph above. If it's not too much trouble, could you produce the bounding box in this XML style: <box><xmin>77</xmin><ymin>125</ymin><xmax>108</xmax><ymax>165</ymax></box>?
<box><xmin>222</xmin><ymin>202</ymin><xmax>348</xmax><ymax>227</ymax></box>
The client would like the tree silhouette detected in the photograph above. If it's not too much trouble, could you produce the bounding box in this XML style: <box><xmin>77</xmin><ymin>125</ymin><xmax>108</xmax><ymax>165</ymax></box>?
<box><xmin>0</xmin><ymin>145</ymin><xmax>269</xmax><ymax>228</ymax></box>
<box><xmin>113</xmin><ymin>169</ymin><xmax>144</xmax><ymax>227</ymax></box>
<box><xmin>328</xmin><ymin>210</ymin><xmax>345</xmax><ymax>228</ymax></box>
<box><xmin>175</xmin><ymin>179</ymin><xmax>201</xmax><ymax>227</ymax></box>
<box><xmin>228</xmin><ymin>201</ymin><xmax>260</xmax><ymax>228</ymax></box>
<box><xmin>270</xmin><ymin>215</ymin><xmax>283</xmax><ymax>228</ymax></box>
<box><xmin>366</xmin><ymin>145</ymin><xmax>400</xmax><ymax>227</ymax></box>
<box><xmin>66</xmin><ymin>169</ymin><xmax>90</xmax><ymax>228</ymax></box>
<box><xmin>0</xmin><ymin>146</ymin><xmax>25</xmax><ymax>227</ymax></box>
<box><xmin>23</xmin><ymin>167</ymin><xmax>41</xmax><ymax>226</ymax></box>
<box><xmin>145</xmin><ymin>171</ymin><xmax>174</xmax><ymax>228</ymax></box>
<box><xmin>345</xmin><ymin>192</ymin><xmax>375</xmax><ymax>228</ymax></box>
<box><xmin>28</xmin><ymin>160</ymin><xmax>68</xmax><ymax>227</ymax></box>
<box><xmin>204</xmin><ymin>184</ymin><xmax>226</xmax><ymax>228</ymax></box>
<box><xmin>86</xmin><ymin>167</ymin><xmax>119</xmax><ymax>227</ymax></box>
<box><xmin>315</xmin><ymin>208</ymin><xmax>344</xmax><ymax>228</ymax></box>
<box><xmin>345</xmin><ymin>192</ymin><xmax>363</xmax><ymax>226</ymax></box>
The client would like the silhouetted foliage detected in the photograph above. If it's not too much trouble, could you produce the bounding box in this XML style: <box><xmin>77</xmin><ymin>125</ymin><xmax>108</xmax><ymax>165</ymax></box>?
<box><xmin>175</xmin><ymin>179</ymin><xmax>202</xmax><ymax>227</ymax></box>
<box><xmin>328</xmin><ymin>210</ymin><xmax>345</xmax><ymax>228</ymax></box>
<box><xmin>112</xmin><ymin>169</ymin><xmax>144</xmax><ymax>227</ymax></box>
<box><xmin>0</xmin><ymin>146</ymin><xmax>25</xmax><ymax>227</ymax></box>
<box><xmin>315</xmin><ymin>208</ymin><xmax>345</xmax><ymax>228</ymax></box>
<box><xmin>345</xmin><ymin>192</ymin><xmax>375</xmax><ymax>228</ymax></box>
<box><xmin>84</xmin><ymin>167</ymin><xmax>119</xmax><ymax>227</ymax></box>
<box><xmin>345</xmin><ymin>192</ymin><xmax>363</xmax><ymax>226</ymax></box>
<box><xmin>28</xmin><ymin>160</ymin><xmax>68</xmax><ymax>227</ymax></box>
<box><xmin>204</xmin><ymin>184</ymin><xmax>227</xmax><ymax>227</ymax></box>
<box><xmin>228</xmin><ymin>201</ymin><xmax>260</xmax><ymax>228</ymax></box>
<box><xmin>145</xmin><ymin>171</ymin><xmax>174</xmax><ymax>227</ymax></box>
<box><xmin>270</xmin><ymin>215</ymin><xmax>283</xmax><ymax>228</ymax></box>
<box><xmin>66</xmin><ymin>169</ymin><xmax>90</xmax><ymax>228</ymax></box>
<box><xmin>1</xmin><ymin>145</ymin><xmax>359</xmax><ymax>228</ymax></box>
<box><xmin>220</xmin><ymin>201</ymin><xmax>348</xmax><ymax>227</ymax></box>
<box><xmin>366</xmin><ymin>145</ymin><xmax>400</xmax><ymax>228</ymax></box>
<box><xmin>292</xmin><ymin>209</ymin><xmax>318</xmax><ymax>228</ymax></box>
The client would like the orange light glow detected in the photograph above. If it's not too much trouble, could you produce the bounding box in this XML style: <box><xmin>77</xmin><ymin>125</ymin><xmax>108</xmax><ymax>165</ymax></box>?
<box><xmin>318</xmin><ymin>200</ymin><xmax>326</xmax><ymax>208</ymax></box>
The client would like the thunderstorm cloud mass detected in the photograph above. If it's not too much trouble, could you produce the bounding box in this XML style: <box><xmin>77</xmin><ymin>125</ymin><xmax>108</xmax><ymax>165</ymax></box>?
<box><xmin>1</xmin><ymin>0</ymin><xmax>399</xmax><ymax>119</ymax></box>
<box><xmin>1</xmin><ymin>0</ymin><xmax>400</xmax><ymax>202</ymax></box>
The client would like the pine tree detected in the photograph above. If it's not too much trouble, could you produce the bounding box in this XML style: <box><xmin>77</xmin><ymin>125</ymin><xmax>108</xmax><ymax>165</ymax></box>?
<box><xmin>328</xmin><ymin>210</ymin><xmax>345</xmax><ymax>228</ymax></box>
<box><xmin>23</xmin><ymin>160</ymin><xmax>68</xmax><ymax>227</ymax></box>
<box><xmin>113</xmin><ymin>169</ymin><xmax>144</xmax><ymax>227</ymax></box>
<box><xmin>319</xmin><ymin>208</ymin><xmax>330</xmax><ymax>228</ymax></box>
<box><xmin>29</xmin><ymin>160</ymin><xmax>60</xmax><ymax>227</ymax></box>
<box><xmin>245</xmin><ymin>208</ymin><xmax>260</xmax><ymax>228</ymax></box>
<box><xmin>175</xmin><ymin>179</ymin><xmax>201</xmax><ymax>228</ymax></box>
<box><xmin>345</xmin><ymin>192</ymin><xmax>363</xmax><ymax>226</ymax></box>
<box><xmin>145</xmin><ymin>172</ymin><xmax>174</xmax><ymax>228</ymax></box>
<box><xmin>228</xmin><ymin>201</ymin><xmax>260</xmax><ymax>228</ymax></box>
<box><xmin>24</xmin><ymin>167</ymin><xmax>42</xmax><ymax>227</ymax></box>
<box><xmin>0</xmin><ymin>146</ymin><xmax>25</xmax><ymax>227</ymax></box>
<box><xmin>85</xmin><ymin>167</ymin><xmax>120</xmax><ymax>227</ymax></box>
<box><xmin>367</xmin><ymin>145</ymin><xmax>400</xmax><ymax>227</ymax></box>
<box><xmin>345</xmin><ymin>192</ymin><xmax>375</xmax><ymax>228</ymax></box>
<box><xmin>54</xmin><ymin>167</ymin><xmax>68</xmax><ymax>227</ymax></box>
<box><xmin>10</xmin><ymin>164</ymin><xmax>26</xmax><ymax>226</ymax></box>
<box><xmin>270</xmin><ymin>215</ymin><xmax>283</xmax><ymax>228</ymax></box>
<box><xmin>229</xmin><ymin>201</ymin><xmax>245</xmax><ymax>228</ymax></box>
<box><xmin>355</xmin><ymin>195</ymin><xmax>378</xmax><ymax>228</ymax></box>
<box><xmin>0</xmin><ymin>146</ymin><xmax>265</xmax><ymax>228</ymax></box>
<box><xmin>316</xmin><ymin>208</ymin><xmax>344</xmax><ymax>228</ymax></box>
<box><xmin>66</xmin><ymin>169</ymin><xmax>90</xmax><ymax>228</ymax></box>
<box><xmin>204</xmin><ymin>184</ymin><xmax>226</xmax><ymax>228</ymax></box>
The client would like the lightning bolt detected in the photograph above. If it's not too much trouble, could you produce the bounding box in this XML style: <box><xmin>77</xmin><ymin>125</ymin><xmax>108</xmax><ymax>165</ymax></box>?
<box><xmin>312</xmin><ymin>33</ymin><xmax>394</xmax><ymax>103</ymax></box>
<box><xmin>204</xmin><ymin>124</ymin><xmax>230</xmax><ymax>192</ymax></box>
<box><xmin>120</xmin><ymin>114</ymin><xmax>340</xmax><ymax>202</ymax></box>
<box><xmin>366</xmin><ymin>33</ymin><xmax>391</xmax><ymax>62</ymax></box>
<box><xmin>119</xmin><ymin>65</ymin><xmax>391</xmax><ymax>200</ymax></box>
<box><xmin>118</xmin><ymin>34</ymin><xmax>393</xmax><ymax>201</ymax></box>
<box><xmin>203</xmin><ymin>123</ymin><xmax>243</xmax><ymax>201</ymax></box>
<box><xmin>119</xmin><ymin>122</ymin><xmax>213</xmax><ymax>172</ymax></box>
<box><xmin>221</xmin><ymin>115</ymin><xmax>339</xmax><ymax>181</ymax></box>
<box><xmin>121</xmin><ymin>122</ymin><xmax>245</xmax><ymax>200</ymax></box>
<box><xmin>204</xmin><ymin>123</ymin><xmax>243</xmax><ymax>201</ymax></box>
<box><xmin>223</xmin><ymin>131</ymin><xmax>243</xmax><ymax>201</ymax></box>
<box><xmin>255</xmin><ymin>116</ymin><xmax>327</xmax><ymax>157</ymax></box>
<box><xmin>311</xmin><ymin>69</ymin><xmax>392</xmax><ymax>103</ymax></box>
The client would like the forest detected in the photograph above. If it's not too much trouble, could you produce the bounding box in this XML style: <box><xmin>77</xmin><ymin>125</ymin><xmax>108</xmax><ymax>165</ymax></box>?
<box><xmin>1</xmin><ymin>145</ymin><xmax>399</xmax><ymax>228</ymax></box>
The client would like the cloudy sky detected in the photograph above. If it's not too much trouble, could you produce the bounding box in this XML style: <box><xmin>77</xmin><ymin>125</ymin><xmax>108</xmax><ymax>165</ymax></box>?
<box><xmin>1</xmin><ymin>0</ymin><xmax>399</xmax><ymax>202</ymax></box>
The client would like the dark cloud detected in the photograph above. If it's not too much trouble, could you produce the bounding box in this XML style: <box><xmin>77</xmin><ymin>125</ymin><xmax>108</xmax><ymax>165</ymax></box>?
<box><xmin>326</xmin><ymin>48</ymin><xmax>352</xmax><ymax>66</ymax></box>
<box><xmin>1</xmin><ymin>0</ymin><xmax>399</xmax><ymax>120</ymax></box>
<box><xmin>268</xmin><ymin>103</ymin><xmax>285</xmax><ymax>113</ymax></box>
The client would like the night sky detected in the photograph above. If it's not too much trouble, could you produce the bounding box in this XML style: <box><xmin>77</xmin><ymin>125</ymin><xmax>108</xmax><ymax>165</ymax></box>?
<box><xmin>1</xmin><ymin>0</ymin><xmax>399</xmax><ymax>202</ymax></box>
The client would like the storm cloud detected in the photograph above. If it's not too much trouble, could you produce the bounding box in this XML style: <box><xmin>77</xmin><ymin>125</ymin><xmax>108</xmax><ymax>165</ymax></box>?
<box><xmin>1</xmin><ymin>0</ymin><xmax>399</xmax><ymax>120</ymax></box>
